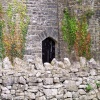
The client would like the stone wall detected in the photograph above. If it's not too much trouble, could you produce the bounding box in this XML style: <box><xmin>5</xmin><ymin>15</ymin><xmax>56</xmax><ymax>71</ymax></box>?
<box><xmin>0</xmin><ymin>57</ymin><xmax>100</xmax><ymax>100</ymax></box>
<box><xmin>0</xmin><ymin>0</ymin><xmax>100</xmax><ymax>62</ymax></box>
<box><xmin>58</xmin><ymin>0</ymin><xmax>100</xmax><ymax>61</ymax></box>
<box><xmin>24</xmin><ymin>0</ymin><xmax>59</xmax><ymax>62</ymax></box>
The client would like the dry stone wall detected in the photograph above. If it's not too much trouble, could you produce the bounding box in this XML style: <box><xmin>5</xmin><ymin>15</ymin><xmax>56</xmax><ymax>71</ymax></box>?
<box><xmin>0</xmin><ymin>57</ymin><xmax>100</xmax><ymax>100</ymax></box>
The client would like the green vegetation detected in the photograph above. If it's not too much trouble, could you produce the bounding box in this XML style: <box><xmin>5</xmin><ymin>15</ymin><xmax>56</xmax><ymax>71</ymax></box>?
<box><xmin>85</xmin><ymin>84</ymin><xmax>92</xmax><ymax>92</ymax></box>
<box><xmin>0</xmin><ymin>4</ymin><xmax>5</xmax><ymax>59</ymax></box>
<box><xmin>77</xmin><ymin>0</ymin><xmax>82</xmax><ymax>4</ymax></box>
<box><xmin>62</xmin><ymin>8</ymin><xmax>77</xmax><ymax>52</ymax></box>
<box><xmin>62</xmin><ymin>8</ymin><xmax>91</xmax><ymax>59</ymax></box>
<box><xmin>0</xmin><ymin>0</ymin><xmax>29</xmax><ymax>63</ymax></box>
<box><xmin>95</xmin><ymin>81</ymin><xmax>100</xmax><ymax>88</ymax></box>
<box><xmin>85</xmin><ymin>9</ymin><xmax>94</xmax><ymax>19</ymax></box>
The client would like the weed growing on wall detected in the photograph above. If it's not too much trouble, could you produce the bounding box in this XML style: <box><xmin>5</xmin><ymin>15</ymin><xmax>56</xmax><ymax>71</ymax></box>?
<box><xmin>74</xmin><ymin>16</ymin><xmax>91</xmax><ymax>59</ymax></box>
<box><xmin>62</xmin><ymin>8</ymin><xmax>91</xmax><ymax>59</ymax></box>
<box><xmin>2</xmin><ymin>0</ymin><xmax>29</xmax><ymax>63</ymax></box>
<box><xmin>0</xmin><ymin>4</ymin><xmax>5</xmax><ymax>59</ymax></box>
<box><xmin>62</xmin><ymin>8</ymin><xmax>77</xmax><ymax>52</ymax></box>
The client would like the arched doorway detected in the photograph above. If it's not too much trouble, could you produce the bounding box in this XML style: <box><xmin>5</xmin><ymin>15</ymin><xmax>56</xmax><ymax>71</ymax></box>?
<box><xmin>42</xmin><ymin>37</ymin><xmax>55</xmax><ymax>63</ymax></box>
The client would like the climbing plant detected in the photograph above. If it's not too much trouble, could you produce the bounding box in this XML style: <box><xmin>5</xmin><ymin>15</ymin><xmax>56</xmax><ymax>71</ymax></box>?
<box><xmin>62</xmin><ymin>7</ymin><xmax>91</xmax><ymax>59</ymax></box>
<box><xmin>2</xmin><ymin>0</ymin><xmax>29</xmax><ymax>63</ymax></box>
<box><xmin>0</xmin><ymin>4</ymin><xmax>5</xmax><ymax>59</ymax></box>
<box><xmin>62</xmin><ymin>8</ymin><xmax>77</xmax><ymax>52</ymax></box>
<box><xmin>74</xmin><ymin>16</ymin><xmax>91</xmax><ymax>59</ymax></box>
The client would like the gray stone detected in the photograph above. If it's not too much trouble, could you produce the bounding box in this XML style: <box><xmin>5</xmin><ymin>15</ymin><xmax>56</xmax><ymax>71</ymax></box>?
<box><xmin>57</xmin><ymin>87</ymin><xmax>64</xmax><ymax>94</ymax></box>
<box><xmin>51</xmin><ymin>58</ymin><xmax>58</xmax><ymax>66</ymax></box>
<box><xmin>34</xmin><ymin>56</ymin><xmax>44</xmax><ymax>70</ymax></box>
<box><xmin>88</xmin><ymin>94</ymin><xmax>96</xmax><ymax>99</ymax></box>
<box><xmin>67</xmin><ymin>92</ymin><xmax>72</xmax><ymax>98</ymax></box>
<box><xmin>93</xmin><ymin>98</ymin><xmax>98</xmax><ymax>100</ymax></box>
<box><xmin>1</xmin><ymin>93</ymin><xmax>12</xmax><ymax>99</ymax></box>
<box><xmin>0</xmin><ymin>61</ymin><xmax>2</xmax><ymax>69</ymax></box>
<box><xmin>1</xmin><ymin>86</ymin><xmax>9</xmax><ymax>91</ymax></box>
<box><xmin>43</xmin><ymin>89</ymin><xmax>57</xmax><ymax>96</ymax></box>
<box><xmin>64</xmin><ymin>58</ymin><xmax>71</xmax><ymax>67</ymax></box>
<box><xmin>77</xmin><ymin>72</ymin><xmax>88</xmax><ymax>77</ymax></box>
<box><xmin>76</xmin><ymin>78</ymin><xmax>82</xmax><ymax>86</ymax></box>
<box><xmin>2</xmin><ymin>88</ymin><xmax>10</xmax><ymax>94</ymax></box>
<box><xmin>90</xmin><ymin>69</ymin><xmax>97</xmax><ymax>76</ymax></box>
<box><xmin>97</xmin><ymin>92</ymin><xmax>100</xmax><ymax>99</ymax></box>
<box><xmin>36</xmin><ymin>92</ymin><xmax>44</xmax><ymax>97</ymax></box>
<box><xmin>79</xmin><ymin>85</ymin><xmax>87</xmax><ymax>89</ymax></box>
<box><xmin>19</xmin><ymin>76</ymin><xmax>26</xmax><ymax>85</ymax></box>
<box><xmin>80</xmin><ymin>57</ymin><xmax>87</xmax><ymax>67</ymax></box>
<box><xmin>79</xmin><ymin>95</ymin><xmax>88</xmax><ymax>100</ymax></box>
<box><xmin>27</xmin><ymin>93</ymin><xmax>35</xmax><ymax>99</ymax></box>
<box><xmin>64</xmin><ymin>80</ymin><xmax>78</xmax><ymax>91</ymax></box>
<box><xmin>78</xmin><ymin>89</ymin><xmax>86</xmax><ymax>95</ymax></box>
<box><xmin>28</xmin><ymin>86</ymin><xmax>38</xmax><ymax>92</ymax></box>
<box><xmin>0</xmin><ymin>79</ymin><xmax>2</xmax><ymax>83</ymax></box>
<box><xmin>14</xmin><ymin>96</ymin><xmax>24</xmax><ymax>99</ymax></box>
<box><xmin>3</xmin><ymin>57</ymin><xmax>13</xmax><ymax>69</ymax></box>
<box><xmin>70</xmin><ymin>67</ymin><xmax>78</xmax><ymax>72</ymax></box>
<box><xmin>43</xmin><ymin>78</ymin><xmax>53</xmax><ymax>85</ymax></box>
<box><xmin>14</xmin><ymin>57</ymin><xmax>29</xmax><ymax>70</ymax></box>
<box><xmin>58</xmin><ymin>61</ymin><xmax>65</xmax><ymax>68</ymax></box>
<box><xmin>56</xmin><ymin>94</ymin><xmax>64</xmax><ymax>99</ymax></box>
<box><xmin>36</xmin><ymin>72</ymin><xmax>41</xmax><ymax>77</ymax></box>
<box><xmin>36</xmin><ymin>96</ymin><xmax>46</xmax><ymax>100</ymax></box>
<box><xmin>3</xmin><ymin>76</ymin><xmax>14</xmax><ymax>86</ymax></box>
<box><xmin>11</xmin><ymin>90</ymin><xmax>15</xmax><ymax>94</ymax></box>
<box><xmin>89</xmin><ymin>58</ymin><xmax>97</xmax><ymax>65</ymax></box>
<box><xmin>50</xmin><ymin>98</ymin><xmax>57</xmax><ymax>100</ymax></box>
<box><xmin>53</xmin><ymin>77</ymin><xmax>60</xmax><ymax>83</ymax></box>
<box><xmin>72</xmin><ymin>92</ymin><xmax>79</xmax><ymax>98</ymax></box>
<box><xmin>65</xmin><ymin>98</ymin><xmax>73</xmax><ymax>100</ymax></box>
<box><xmin>44</xmin><ymin>63</ymin><xmax>53</xmax><ymax>70</ymax></box>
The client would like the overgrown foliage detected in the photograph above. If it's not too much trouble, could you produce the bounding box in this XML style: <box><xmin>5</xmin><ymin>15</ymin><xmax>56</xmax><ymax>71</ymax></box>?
<box><xmin>62</xmin><ymin>9</ymin><xmax>77</xmax><ymax>52</ymax></box>
<box><xmin>62</xmin><ymin>8</ymin><xmax>91</xmax><ymax>59</ymax></box>
<box><xmin>0</xmin><ymin>4</ymin><xmax>4</xmax><ymax>59</ymax></box>
<box><xmin>2</xmin><ymin>0</ymin><xmax>29</xmax><ymax>63</ymax></box>
<box><xmin>74</xmin><ymin>16</ymin><xmax>91</xmax><ymax>59</ymax></box>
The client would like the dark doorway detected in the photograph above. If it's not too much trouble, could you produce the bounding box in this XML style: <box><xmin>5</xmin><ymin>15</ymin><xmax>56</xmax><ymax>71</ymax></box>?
<box><xmin>42</xmin><ymin>37</ymin><xmax>55</xmax><ymax>63</ymax></box>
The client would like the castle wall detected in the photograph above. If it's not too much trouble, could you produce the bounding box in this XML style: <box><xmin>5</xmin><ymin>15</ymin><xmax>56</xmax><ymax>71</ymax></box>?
<box><xmin>58</xmin><ymin>0</ymin><xmax>100</xmax><ymax>61</ymax></box>
<box><xmin>24</xmin><ymin>0</ymin><xmax>59</xmax><ymax>63</ymax></box>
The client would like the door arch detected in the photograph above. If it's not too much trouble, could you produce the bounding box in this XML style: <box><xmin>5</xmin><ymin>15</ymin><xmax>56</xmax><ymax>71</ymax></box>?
<box><xmin>42</xmin><ymin>37</ymin><xmax>55</xmax><ymax>63</ymax></box>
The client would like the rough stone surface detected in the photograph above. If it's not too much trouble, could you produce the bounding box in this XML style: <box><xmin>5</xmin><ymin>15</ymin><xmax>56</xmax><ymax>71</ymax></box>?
<box><xmin>3</xmin><ymin>57</ymin><xmax>13</xmax><ymax>70</ymax></box>
<box><xmin>1</xmin><ymin>0</ymin><xmax>100</xmax><ymax>63</ymax></box>
<box><xmin>0</xmin><ymin>57</ymin><xmax>100</xmax><ymax>99</ymax></box>
<box><xmin>64</xmin><ymin>58</ymin><xmax>71</xmax><ymax>67</ymax></box>
<box><xmin>80</xmin><ymin>57</ymin><xmax>87</xmax><ymax>67</ymax></box>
